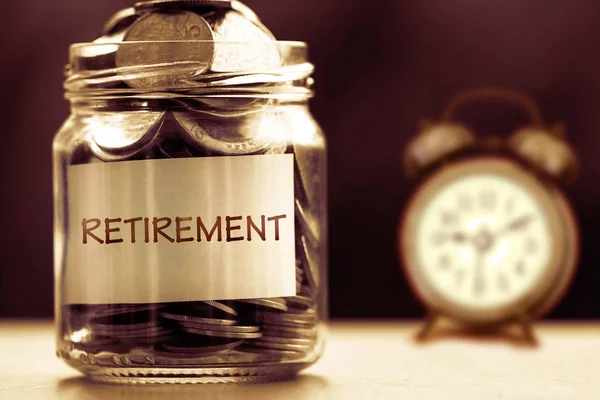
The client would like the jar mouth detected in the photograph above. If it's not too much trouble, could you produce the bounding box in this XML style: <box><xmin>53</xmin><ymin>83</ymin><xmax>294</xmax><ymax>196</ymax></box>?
<box><xmin>65</xmin><ymin>40</ymin><xmax>313</xmax><ymax>100</ymax></box>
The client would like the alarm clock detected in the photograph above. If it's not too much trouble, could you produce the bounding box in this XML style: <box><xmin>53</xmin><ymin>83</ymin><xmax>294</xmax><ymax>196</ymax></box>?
<box><xmin>398</xmin><ymin>88</ymin><xmax>579</xmax><ymax>342</ymax></box>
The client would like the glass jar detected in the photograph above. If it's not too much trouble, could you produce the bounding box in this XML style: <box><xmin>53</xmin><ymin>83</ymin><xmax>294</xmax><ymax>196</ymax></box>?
<box><xmin>53</xmin><ymin>40</ymin><xmax>327</xmax><ymax>383</ymax></box>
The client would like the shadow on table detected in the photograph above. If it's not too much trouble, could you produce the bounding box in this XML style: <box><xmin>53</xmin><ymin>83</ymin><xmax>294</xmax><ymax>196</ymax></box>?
<box><xmin>56</xmin><ymin>374</ymin><xmax>330</xmax><ymax>400</ymax></box>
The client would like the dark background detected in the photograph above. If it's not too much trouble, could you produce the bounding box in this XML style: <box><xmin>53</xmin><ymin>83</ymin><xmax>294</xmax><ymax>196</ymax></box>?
<box><xmin>1</xmin><ymin>0</ymin><xmax>599</xmax><ymax>319</ymax></box>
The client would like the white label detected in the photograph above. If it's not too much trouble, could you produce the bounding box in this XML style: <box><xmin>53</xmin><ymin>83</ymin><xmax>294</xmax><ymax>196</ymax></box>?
<box><xmin>64</xmin><ymin>155</ymin><xmax>296</xmax><ymax>305</ymax></box>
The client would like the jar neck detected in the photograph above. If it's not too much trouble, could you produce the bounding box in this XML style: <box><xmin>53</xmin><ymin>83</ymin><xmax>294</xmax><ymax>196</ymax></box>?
<box><xmin>69</xmin><ymin>95</ymin><xmax>310</xmax><ymax>115</ymax></box>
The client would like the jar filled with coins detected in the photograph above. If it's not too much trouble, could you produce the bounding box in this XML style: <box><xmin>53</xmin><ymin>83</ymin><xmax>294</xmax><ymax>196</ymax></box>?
<box><xmin>53</xmin><ymin>0</ymin><xmax>327</xmax><ymax>384</ymax></box>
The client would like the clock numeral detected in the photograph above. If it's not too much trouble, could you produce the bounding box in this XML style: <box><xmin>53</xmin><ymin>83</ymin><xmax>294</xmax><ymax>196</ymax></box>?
<box><xmin>439</xmin><ymin>254</ymin><xmax>450</xmax><ymax>269</ymax></box>
<box><xmin>507</xmin><ymin>214</ymin><xmax>534</xmax><ymax>232</ymax></box>
<box><xmin>441</xmin><ymin>211</ymin><xmax>459</xmax><ymax>226</ymax></box>
<box><xmin>455</xmin><ymin>269</ymin><xmax>466</xmax><ymax>287</ymax></box>
<box><xmin>498</xmin><ymin>273</ymin><xmax>509</xmax><ymax>291</ymax></box>
<box><xmin>480</xmin><ymin>190</ymin><xmax>497</xmax><ymax>210</ymax></box>
<box><xmin>473</xmin><ymin>276</ymin><xmax>486</xmax><ymax>296</ymax></box>
<box><xmin>505</xmin><ymin>197</ymin><xmax>515</xmax><ymax>215</ymax></box>
<box><xmin>515</xmin><ymin>260</ymin><xmax>526</xmax><ymax>275</ymax></box>
<box><xmin>525</xmin><ymin>238</ymin><xmax>537</xmax><ymax>254</ymax></box>
<box><xmin>458</xmin><ymin>194</ymin><xmax>472</xmax><ymax>212</ymax></box>
<box><xmin>431</xmin><ymin>232</ymin><xmax>444</xmax><ymax>246</ymax></box>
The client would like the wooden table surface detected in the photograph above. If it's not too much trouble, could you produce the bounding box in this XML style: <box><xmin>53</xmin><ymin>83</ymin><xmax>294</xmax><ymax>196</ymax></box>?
<box><xmin>0</xmin><ymin>320</ymin><xmax>599</xmax><ymax>399</ymax></box>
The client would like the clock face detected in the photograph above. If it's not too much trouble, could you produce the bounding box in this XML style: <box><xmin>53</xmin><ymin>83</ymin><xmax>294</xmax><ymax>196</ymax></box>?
<box><xmin>402</xmin><ymin>159</ymin><xmax>566</xmax><ymax>320</ymax></box>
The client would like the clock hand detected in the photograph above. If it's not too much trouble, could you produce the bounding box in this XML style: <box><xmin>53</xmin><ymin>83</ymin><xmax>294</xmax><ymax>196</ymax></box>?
<box><xmin>434</xmin><ymin>231</ymin><xmax>470</xmax><ymax>245</ymax></box>
<box><xmin>473</xmin><ymin>249</ymin><xmax>486</xmax><ymax>296</ymax></box>
<box><xmin>494</xmin><ymin>214</ymin><xmax>534</xmax><ymax>238</ymax></box>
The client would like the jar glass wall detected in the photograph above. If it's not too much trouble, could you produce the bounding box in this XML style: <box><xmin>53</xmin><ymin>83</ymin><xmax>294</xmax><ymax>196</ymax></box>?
<box><xmin>53</xmin><ymin>41</ymin><xmax>327</xmax><ymax>383</ymax></box>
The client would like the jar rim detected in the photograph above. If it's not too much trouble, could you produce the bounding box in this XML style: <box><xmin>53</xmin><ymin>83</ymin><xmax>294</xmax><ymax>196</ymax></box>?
<box><xmin>70</xmin><ymin>40</ymin><xmax>307</xmax><ymax>51</ymax></box>
<box><xmin>65</xmin><ymin>40</ymin><xmax>312</xmax><ymax>98</ymax></box>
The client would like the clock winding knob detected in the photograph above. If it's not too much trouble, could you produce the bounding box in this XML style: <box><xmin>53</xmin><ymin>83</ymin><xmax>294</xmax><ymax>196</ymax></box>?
<box><xmin>403</xmin><ymin>122</ymin><xmax>476</xmax><ymax>176</ymax></box>
<box><xmin>508</xmin><ymin>125</ymin><xmax>578</xmax><ymax>182</ymax></box>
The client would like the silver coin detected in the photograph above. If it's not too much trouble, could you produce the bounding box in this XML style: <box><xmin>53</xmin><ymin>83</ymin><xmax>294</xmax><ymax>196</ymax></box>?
<box><xmin>179</xmin><ymin>321</ymin><xmax>259</xmax><ymax>333</ymax></box>
<box><xmin>286</xmin><ymin>295</ymin><xmax>316</xmax><ymax>310</ymax></box>
<box><xmin>238</xmin><ymin>298</ymin><xmax>288</xmax><ymax>311</ymax></box>
<box><xmin>160</xmin><ymin>310</ymin><xmax>237</xmax><ymax>326</ymax></box>
<box><xmin>182</xmin><ymin>326</ymin><xmax>263</xmax><ymax>339</ymax></box>
<box><xmin>205</xmin><ymin>10</ymin><xmax>281</xmax><ymax>72</ymax></box>
<box><xmin>102</xmin><ymin>7</ymin><xmax>139</xmax><ymax>36</ymax></box>
<box><xmin>173</xmin><ymin>111</ymin><xmax>273</xmax><ymax>155</ymax></box>
<box><xmin>118</xmin><ymin>332</ymin><xmax>177</xmax><ymax>344</ymax></box>
<box><xmin>160</xmin><ymin>338</ymin><xmax>244</xmax><ymax>354</ymax></box>
<box><xmin>253</xmin><ymin>336</ymin><xmax>313</xmax><ymax>346</ymax></box>
<box><xmin>252</xmin><ymin>311</ymin><xmax>318</xmax><ymax>328</ymax></box>
<box><xmin>117</xmin><ymin>11</ymin><xmax>215</xmax><ymax>88</ymax></box>
<box><xmin>96</xmin><ymin>326</ymin><xmax>170</xmax><ymax>339</ymax></box>
<box><xmin>231</xmin><ymin>347</ymin><xmax>292</xmax><ymax>363</ymax></box>
<box><xmin>201</xmin><ymin>300</ymin><xmax>238</xmax><ymax>316</ymax></box>
<box><xmin>300</xmin><ymin>235</ymin><xmax>320</xmax><ymax>290</ymax></box>
<box><xmin>249</xmin><ymin>340</ymin><xmax>312</xmax><ymax>353</ymax></box>
<box><xmin>91</xmin><ymin>111</ymin><xmax>165</xmax><ymax>154</ymax></box>
<box><xmin>90</xmin><ymin>304</ymin><xmax>163</xmax><ymax>318</ymax></box>
<box><xmin>73</xmin><ymin>41</ymin><xmax>120</xmax><ymax>74</ymax></box>
<box><xmin>295</xmin><ymin>198</ymin><xmax>320</xmax><ymax>247</ymax></box>
<box><xmin>259</xmin><ymin>324</ymin><xmax>318</xmax><ymax>339</ymax></box>
<box><xmin>89</xmin><ymin>320</ymin><xmax>157</xmax><ymax>332</ymax></box>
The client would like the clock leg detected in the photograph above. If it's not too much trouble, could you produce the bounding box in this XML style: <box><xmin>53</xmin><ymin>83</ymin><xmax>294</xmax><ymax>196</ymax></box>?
<box><xmin>516</xmin><ymin>313</ymin><xmax>538</xmax><ymax>346</ymax></box>
<box><xmin>416</xmin><ymin>310</ymin><xmax>439</xmax><ymax>341</ymax></box>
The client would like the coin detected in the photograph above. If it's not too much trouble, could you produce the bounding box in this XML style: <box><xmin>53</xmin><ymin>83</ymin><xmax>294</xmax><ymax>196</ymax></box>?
<box><xmin>72</xmin><ymin>42</ymin><xmax>119</xmax><ymax>72</ymax></box>
<box><xmin>239</xmin><ymin>346</ymin><xmax>302</xmax><ymax>360</ymax></box>
<box><xmin>251</xmin><ymin>311</ymin><xmax>318</xmax><ymax>328</ymax></box>
<box><xmin>204</xmin><ymin>10</ymin><xmax>281</xmax><ymax>73</ymax></box>
<box><xmin>102</xmin><ymin>7</ymin><xmax>139</xmax><ymax>36</ymax></box>
<box><xmin>249</xmin><ymin>340</ymin><xmax>312</xmax><ymax>353</ymax></box>
<box><xmin>178</xmin><ymin>321</ymin><xmax>259</xmax><ymax>333</ymax></box>
<box><xmin>299</xmin><ymin>235</ymin><xmax>320</xmax><ymax>290</ymax></box>
<box><xmin>91</xmin><ymin>111</ymin><xmax>165</xmax><ymax>154</ymax></box>
<box><xmin>95</xmin><ymin>326</ymin><xmax>170</xmax><ymax>338</ymax></box>
<box><xmin>286</xmin><ymin>296</ymin><xmax>316</xmax><ymax>310</ymax></box>
<box><xmin>173</xmin><ymin>111</ymin><xmax>273</xmax><ymax>155</ymax></box>
<box><xmin>237</xmin><ymin>298</ymin><xmax>288</xmax><ymax>311</ymax></box>
<box><xmin>89</xmin><ymin>310</ymin><xmax>159</xmax><ymax>332</ymax></box>
<box><xmin>253</xmin><ymin>336</ymin><xmax>313</xmax><ymax>346</ymax></box>
<box><xmin>159</xmin><ymin>336</ymin><xmax>244</xmax><ymax>354</ymax></box>
<box><xmin>201</xmin><ymin>300</ymin><xmax>238</xmax><ymax>316</ymax></box>
<box><xmin>182</xmin><ymin>326</ymin><xmax>263</xmax><ymax>339</ymax></box>
<box><xmin>260</xmin><ymin>324</ymin><xmax>318</xmax><ymax>339</ymax></box>
<box><xmin>160</xmin><ymin>310</ymin><xmax>238</xmax><ymax>326</ymax></box>
<box><xmin>118</xmin><ymin>332</ymin><xmax>176</xmax><ymax>344</ymax></box>
<box><xmin>116</xmin><ymin>11</ymin><xmax>215</xmax><ymax>88</ymax></box>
